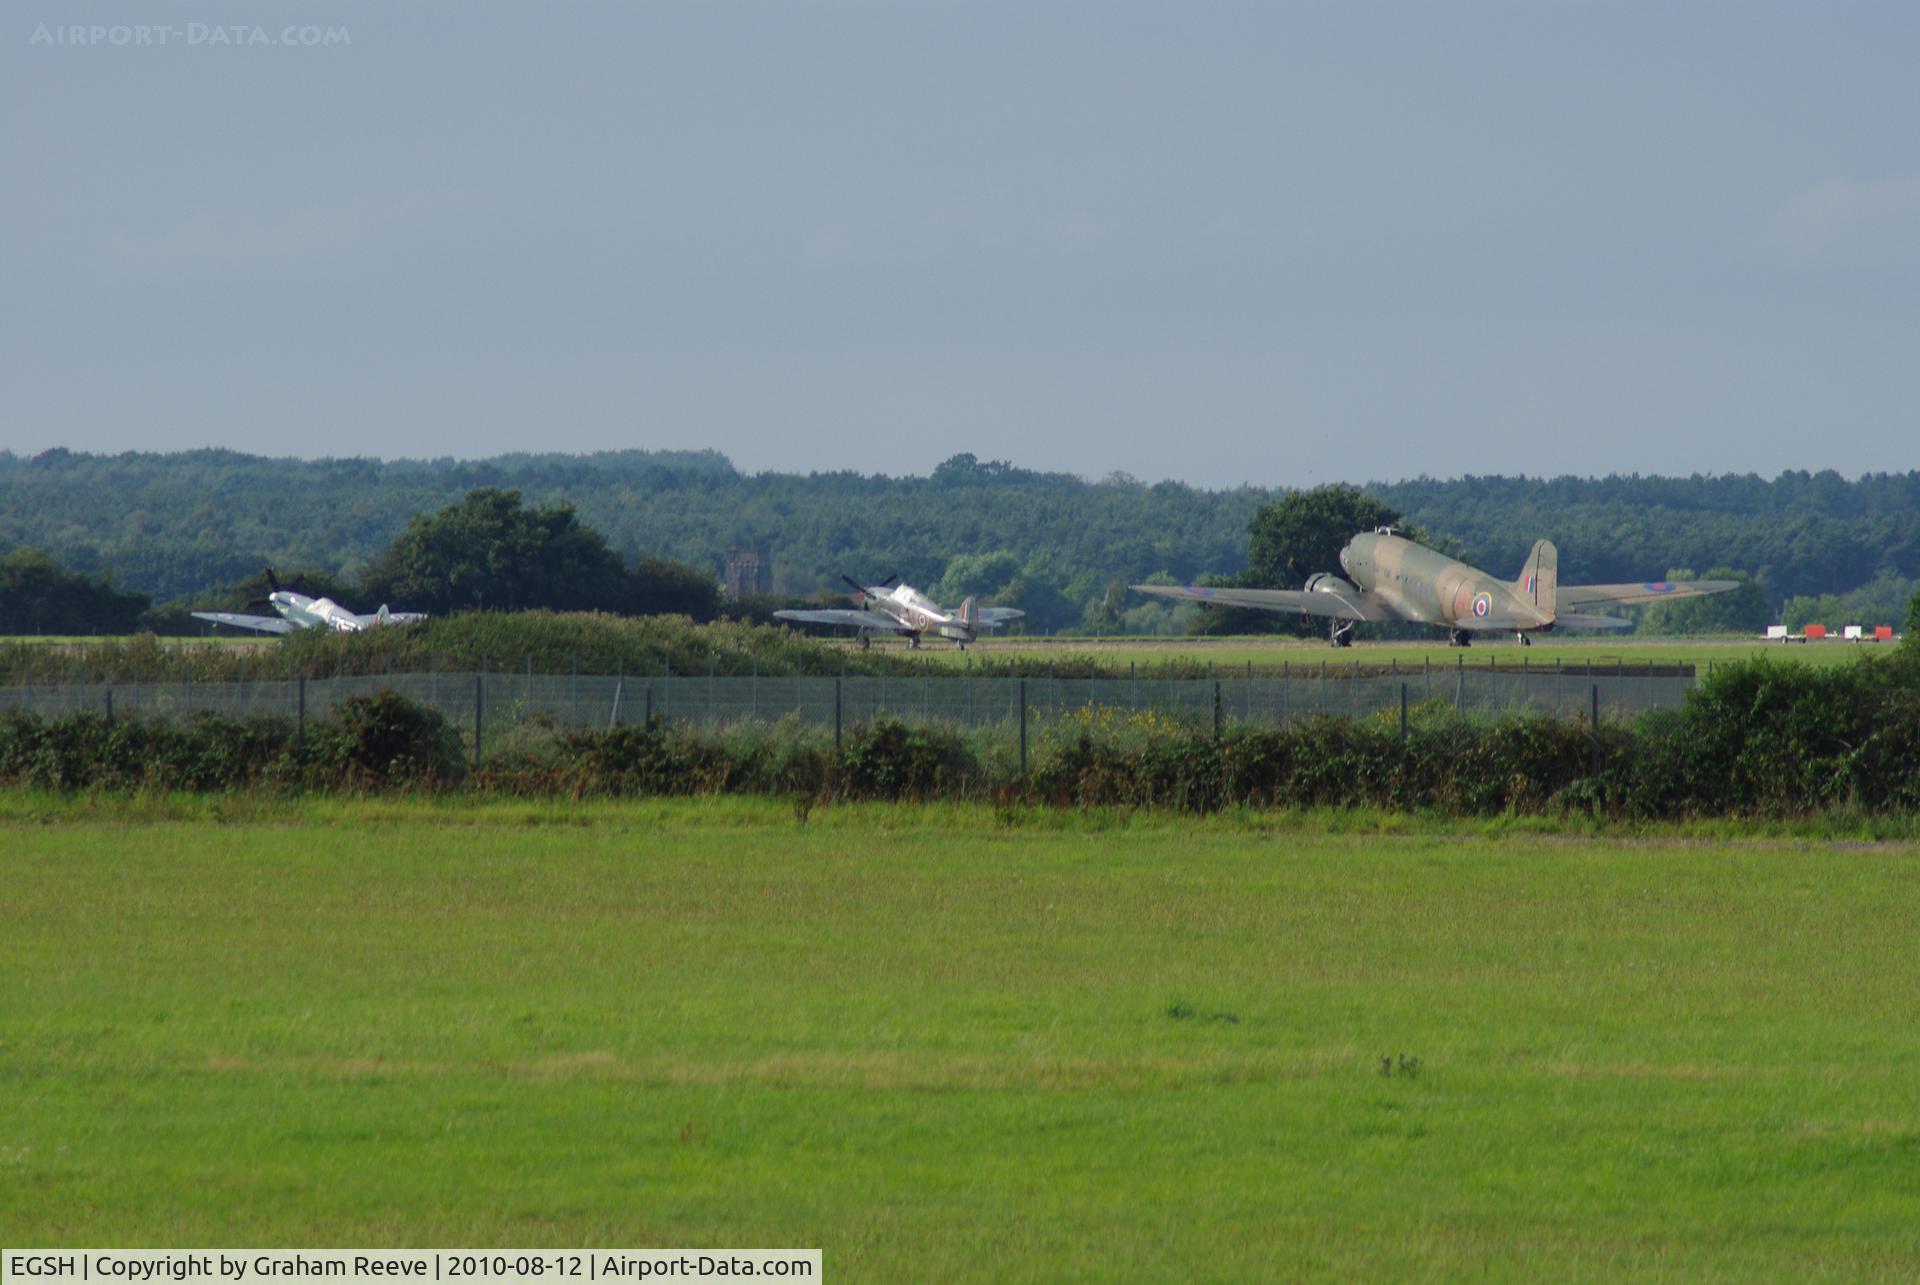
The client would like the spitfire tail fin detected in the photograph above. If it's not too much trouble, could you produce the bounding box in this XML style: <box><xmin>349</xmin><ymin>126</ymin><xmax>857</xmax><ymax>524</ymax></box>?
<box><xmin>1516</xmin><ymin>540</ymin><xmax>1557</xmax><ymax>616</ymax></box>
<box><xmin>959</xmin><ymin>596</ymin><xmax>979</xmax><ymax>628</ymax></box>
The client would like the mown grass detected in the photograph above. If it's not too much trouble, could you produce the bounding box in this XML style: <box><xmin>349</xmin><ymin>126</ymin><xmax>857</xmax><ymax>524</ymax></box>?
<box><xmin>5</xmin><ymin>800</ymin><xmax>1920</xmax><ymax>1279</ymax></box>
<box><xmin>926</xmin><ymin>634</ymin><xmax>1877</xmax><ymax>673</ymax></box>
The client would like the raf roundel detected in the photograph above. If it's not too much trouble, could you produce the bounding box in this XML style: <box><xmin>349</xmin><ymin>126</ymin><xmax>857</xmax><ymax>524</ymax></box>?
<box><xmin>1472</xmin><ymin>592</ymin><xmax>1492</xmax><ymax>618</ymax></box>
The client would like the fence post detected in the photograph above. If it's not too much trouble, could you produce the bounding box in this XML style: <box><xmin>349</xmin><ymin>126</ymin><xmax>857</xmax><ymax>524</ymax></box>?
<box><xmin>1213</xmin><ymin>680</ymin><xmax>1222</xmax><ymax>739</ymax></box>
<box><xmin>1019</xmin><ymin>677</ymin><xmax>1028</xmax><ymax>777</ymax></box>
<box><xmin>297</xmin><ymin>675</ymin><xmax>306</xmax><ymax>752</ymax></box>
<box><xmin>834</xmin><ymin>677</ymin><xmax>842</xmax><ymax>750</ymax></box>
<box><xmin>644</xmin><ymin>683</ymin><xmax>653</xmax><ymax>729</ymax></box>
<box><xmin>1400</xmin><ymin>682</ymin><xmax>1408</xmax><ymax>745</ymax></box>
<box><xmin>1590</xmin><ymin>683</ymin><xmax>1600</xmax><ymax>774</ymax></box>
<box><xmin>105</xmin><ymin>683</ymin><xmax>114</xmax><ymax>726</ymax></box>
<box><xmin>473</xmin><ymin>672</ymin><xmax>483</xmax><ymax>765</ymax></box>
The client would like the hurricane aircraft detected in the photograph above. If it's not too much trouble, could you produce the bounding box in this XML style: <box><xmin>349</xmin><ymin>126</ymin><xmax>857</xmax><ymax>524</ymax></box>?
<box><xmin>775</xmin><ymin>576</ymin><xmax>1024</xmax><ymax>649</ymax></box>
<box><xmin>192</xmin><ymin>570</ymin><xmax>427</xmax><ymax>635</ymax></box>
<box><xmin>1133</xmin><ymin>529</ymin><xmax>1737</xmax><ymax>646</ymax></box>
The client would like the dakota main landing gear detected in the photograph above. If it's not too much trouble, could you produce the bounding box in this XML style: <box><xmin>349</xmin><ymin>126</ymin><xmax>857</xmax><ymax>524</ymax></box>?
<box><xmin>1449</xmin><ymin>627</ymin><xmax>1472</xmax><ymax>647</ymax></box>
<box><xmin>1516</xmin><ymin>632</ymin><xmax>1532</xmax><ymax>646</ymax></box>
<box><xmin>1329</xmin><ymin>620</ymin><xmax>1355</xmax><ymax>648</ymax></box>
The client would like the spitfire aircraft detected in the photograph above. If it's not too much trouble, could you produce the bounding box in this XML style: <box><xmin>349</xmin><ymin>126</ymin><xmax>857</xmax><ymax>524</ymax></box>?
<box><xmin>192</xmin><ymin>570</ymin><xmax>427</xmax><ymax>636</ymax></box>
<box><xmin>1134</xmin><ymin>528</ymin><xmax>1737</xmax><ymax>646</ymax></box>
<box><xmin>776</xmin><ymin>576</ymin><xmax>1024</xmax><ymax>649</ymax></box>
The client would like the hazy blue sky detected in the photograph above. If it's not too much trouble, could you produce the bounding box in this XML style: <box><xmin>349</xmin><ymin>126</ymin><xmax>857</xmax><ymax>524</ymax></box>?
<box><xmin>5</xmin><ymin>2</ymin><xmax>1917</xmax><ymax>487</ymax></box>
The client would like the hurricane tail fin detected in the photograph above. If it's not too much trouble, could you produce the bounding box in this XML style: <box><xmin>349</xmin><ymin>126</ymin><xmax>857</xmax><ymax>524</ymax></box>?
<box><xmin>1516</xmin><ymin>540</ymin><xmax>1557</xmax><ymax>615</ymax></box>
<box><xmin>960</xmin><ymin>596</ymin><xmax>979</xmax><ymax>627</ymax></box>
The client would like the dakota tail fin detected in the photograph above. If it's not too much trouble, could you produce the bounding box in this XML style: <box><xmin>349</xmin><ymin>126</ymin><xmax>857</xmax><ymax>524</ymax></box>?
<box><xmin>1516</xmin><ymin>540</ymin><xmax>1557</xmax><ymax>615</ymax></box>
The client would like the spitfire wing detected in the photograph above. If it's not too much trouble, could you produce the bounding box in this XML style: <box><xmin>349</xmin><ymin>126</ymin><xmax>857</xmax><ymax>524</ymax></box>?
<box><xmin>1551</xmin><ymin>612</ymin><xmax>1635</xmax><ymax>630</ymax></box>
<box><xmin>381</xmin><ymin>612</ymin><xmax>429</xmax><ymax>625</ymax></box>
<box><xmin>774</xmin><ymin>609</ymin><xmax>913</xmax><ymax>633</ymax></box>
<box><xmin>1558</xmin><ymin>580</ymin><xmax>1741</xmax><ymax>609</ymax></box>
<box><xmin>191</xmin><ymin>611</ymin><xmax>297</xmax><ymax>635</ymax></box>
<box><xmin>1130</xmin><ymin>584</ymin><xmax>1385</xmax><ymax>622</ymax></box>
<box><xmin>975</xmin><ymin>607</ymin><xmax>1025</xmax><ymax>626</ymax></box>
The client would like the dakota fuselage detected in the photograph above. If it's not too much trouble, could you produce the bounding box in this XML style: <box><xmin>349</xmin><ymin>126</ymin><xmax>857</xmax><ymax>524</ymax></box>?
<box><xmin>1338</xmin><ymin>532</ymin><xmax>1551</xmax><ymax>632</ymax></box>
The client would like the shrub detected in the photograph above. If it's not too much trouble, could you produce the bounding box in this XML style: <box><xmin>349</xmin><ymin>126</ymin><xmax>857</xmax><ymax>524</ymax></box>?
<box><xmin>837</xmin><ymin>719</ymin><xmax>977</xmax><ymax>800</ymax></box>
<box><xmin>304</xmin><ymin>690</ymin><xmax>466</xmax><ymax>790</ymax></box>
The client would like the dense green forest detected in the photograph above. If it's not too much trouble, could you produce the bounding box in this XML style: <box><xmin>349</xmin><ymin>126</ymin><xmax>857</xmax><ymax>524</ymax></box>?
<box><xmin>1</xmin><ymin>448</ymin><xmax>1916</xmax><ymax>634</ymax></box>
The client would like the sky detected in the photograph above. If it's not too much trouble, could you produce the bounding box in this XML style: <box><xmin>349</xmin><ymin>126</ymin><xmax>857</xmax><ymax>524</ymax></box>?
<box><xmin>4</xmin><ymin>2</ymin><xmax>1918</xmax><ymax>488</ymax></box>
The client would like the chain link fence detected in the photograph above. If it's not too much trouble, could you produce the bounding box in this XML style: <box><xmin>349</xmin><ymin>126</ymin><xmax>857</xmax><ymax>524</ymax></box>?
<box><xmin>0</xmin><ymin>663</ymin><xmax>1696</xmax><ymax>745</ymax></box>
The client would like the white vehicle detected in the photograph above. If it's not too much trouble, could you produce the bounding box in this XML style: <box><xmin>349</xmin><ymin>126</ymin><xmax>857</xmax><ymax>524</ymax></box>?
<box><xmin>776</xmin><ymin>575</ymin><xmax>1023</xmax><ymax>649</ymax></box>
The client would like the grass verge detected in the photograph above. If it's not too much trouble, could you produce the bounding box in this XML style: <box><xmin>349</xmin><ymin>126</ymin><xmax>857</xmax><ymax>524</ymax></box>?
<box><xmin>4</xmin><ymin>802</ymin><xmax>1920</xmax><ymax>1278</ymax></box>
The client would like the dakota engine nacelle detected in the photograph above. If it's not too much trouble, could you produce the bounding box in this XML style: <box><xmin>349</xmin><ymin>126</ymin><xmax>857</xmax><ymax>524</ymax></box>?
<box><xmin>1304</xmin><ymin>573</ymin><xmax>1359</xmax><ymax>597</ymax></box>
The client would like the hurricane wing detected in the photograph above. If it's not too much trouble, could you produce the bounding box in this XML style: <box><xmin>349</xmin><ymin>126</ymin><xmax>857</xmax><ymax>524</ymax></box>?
<box><xmin>1558</xmin><ymin>580</ymin><xmax>1741</xmax><ymax>609</ymax></box>
<box><xmin>774</xmin><ymin>608</ymin><xmax>913</xmax><ymax>632</ymax></box>
<box><xmin>191</xmin><ymin>611</ymin><xmax>298</xmax><ymax>635</ymax></box>
<box><xmin>1130</xmin><ymin>584</ymin><xmax>1383</xmax><ymax>621</ymax></box>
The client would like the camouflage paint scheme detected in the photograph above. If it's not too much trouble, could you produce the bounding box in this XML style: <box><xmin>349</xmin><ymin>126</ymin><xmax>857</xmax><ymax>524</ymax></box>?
<box><xmin>1133</xmin><ymin>530</ymin><xmax>1738</xmax><ymax>645</ymax></box>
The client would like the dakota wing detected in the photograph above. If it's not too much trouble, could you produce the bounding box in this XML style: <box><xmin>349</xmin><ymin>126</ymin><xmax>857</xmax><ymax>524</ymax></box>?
<box><xmin>1130</xmin><ymin>584</ymin><xmax>1385</xmax><ymax>621</ymax></box>
<box><xmin>1558</xmin><ymin>580</ymin><xmax>1741</xmax><ymax>609</ymax></box>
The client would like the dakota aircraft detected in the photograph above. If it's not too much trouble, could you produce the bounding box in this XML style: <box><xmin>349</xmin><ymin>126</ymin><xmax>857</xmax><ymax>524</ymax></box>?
<box><xmin>192</xmin><ymin>569</ymin><xmax>427</xmax><ymax>635</ymax></box>
<box><xmin>1133</xmin><ymin>529</ymin><xmax>1737</xmax><ymax>646</ymax></box>
<box><xmin>775</xmin><ymin>575</ymin><xmax>1024</xmax><ymax>649</ymax></box>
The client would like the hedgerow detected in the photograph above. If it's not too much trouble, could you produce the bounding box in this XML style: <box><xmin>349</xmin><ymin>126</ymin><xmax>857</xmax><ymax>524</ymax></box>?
<box><xmin>1</xmin><ymin>657</ymin><xmax>1916</xmax><ymax>817</ymax></box>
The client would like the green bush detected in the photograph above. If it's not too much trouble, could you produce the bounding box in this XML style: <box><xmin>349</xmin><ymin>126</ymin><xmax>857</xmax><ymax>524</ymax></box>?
<box><xmin>4</xmin><ymin>656</ymin><xmax>1920</xmax><ymax>817</ymax></box>
<box><xmin>837</xmin><ymin>720</ymin><xmax>977</xmax><ymax>800</ymax></box>
<box><xmin>304</xmin><ymin>691</ymin><xmax>466</xmax><ymax>790</ymax></box>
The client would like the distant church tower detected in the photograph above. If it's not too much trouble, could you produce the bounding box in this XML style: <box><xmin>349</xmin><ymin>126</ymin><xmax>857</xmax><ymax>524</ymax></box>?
<box><xmin>725</xmin><ymin>541</ymin><xmax>773</xmax><ymax>601</ymax></box>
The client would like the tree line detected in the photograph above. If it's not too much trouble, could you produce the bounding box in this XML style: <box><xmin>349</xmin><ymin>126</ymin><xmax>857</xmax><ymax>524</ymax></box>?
<box><xmin>3</xmin><ymin>447</ymin><xmax>1917</xmax><ymax>635</ymax></box>
<box><xmin>2</xmin><ymin>489</ymin><xmax>721</xmax><ymax>636</ymax></box>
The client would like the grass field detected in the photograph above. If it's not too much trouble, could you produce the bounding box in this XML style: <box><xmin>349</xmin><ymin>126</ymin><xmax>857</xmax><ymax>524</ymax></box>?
<box><xmin>911</xmin><ymin>634</ymin><xmax>1884</xmax><ymax>672</ymax></box>
<box><xmin>5</xmin><ymin>798</ymin><xmax>1919</xmax><ymax>1279</ymax></box>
